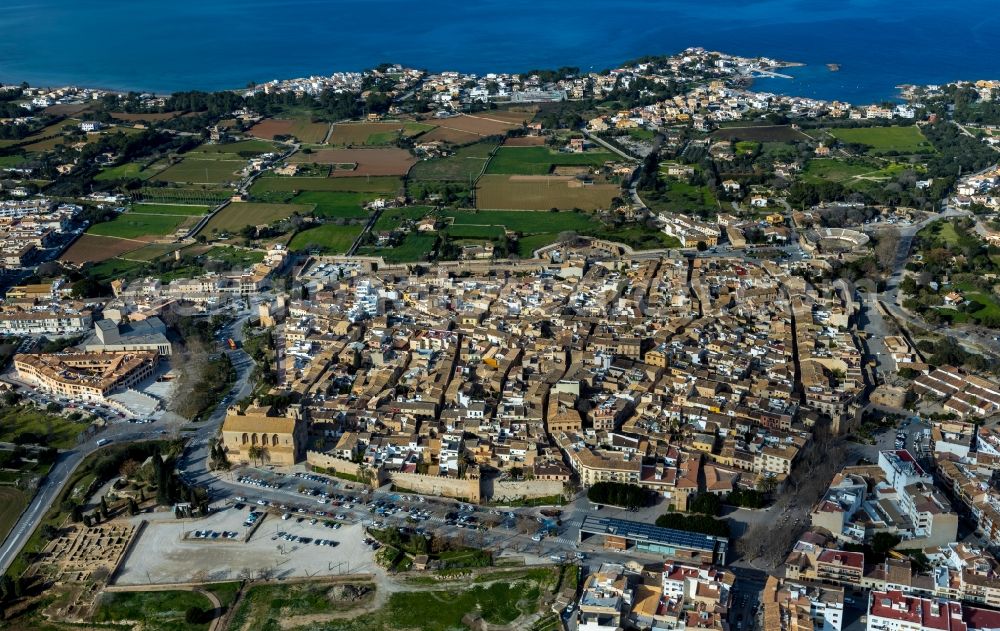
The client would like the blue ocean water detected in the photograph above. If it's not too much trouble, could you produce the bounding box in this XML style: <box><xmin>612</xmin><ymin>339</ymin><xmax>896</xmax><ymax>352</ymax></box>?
<box><xmin>0</xmin><ymin>0</ymin><xmax>997</xmax><ymax>103</ymax></box>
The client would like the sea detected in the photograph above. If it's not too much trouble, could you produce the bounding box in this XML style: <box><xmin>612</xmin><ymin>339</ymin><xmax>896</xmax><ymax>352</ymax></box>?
<box><xmin>0</xmin><ymin>0</ymin><xmax>998</xmax><ymax>103</ymax></box>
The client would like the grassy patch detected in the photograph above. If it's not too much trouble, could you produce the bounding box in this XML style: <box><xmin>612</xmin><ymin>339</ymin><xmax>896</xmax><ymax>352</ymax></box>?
<box><xmin>228</xmin><ymin>582</ymin><xmax>374</xmax><ymax>630</ymax></box>
<box><xmin>357</xmin><ymin>233</ymin><xmax>437</xmax><ymax>263</ymax></box>
<box><xmin>289</xmin><ymin>224</ymin><xmax>364</xmax><ymax>254</ymax></box>
<box><xmin>94</xmin><ymin>161</ymin><xmax>153</xmax><ymax>181</ymax></box>
<box><xmin>0</xmin><ymin>405</ymin><xmax>88</xmax><ymax>449</ymax></box>
<box><xmin>319</xmin><ymin>570</ymin><xmax>555</xmax><ymax>631</ymax></box>
<box><xmin>93</xmin><ymin>590</ymin><xmax>214</xmax><ymax>631</ymax></box>
<box><xmin>372</xmin><ymin>206</ymin><xmax>432</xmax><ymax>232</ymax></box>
<box><xmin>0</xmin><ymin>487</ymin><xmax>28</xmax><ymax>546</ymax></box>
<box><xmin>801</xmin><ymin>158</ymin><xmax>877</xmax><ymax>184</ymax></box>
<box><xmin>485</xmin><ymin>146</ymin><xmax>614</xmax><ymax>175</ymax></box>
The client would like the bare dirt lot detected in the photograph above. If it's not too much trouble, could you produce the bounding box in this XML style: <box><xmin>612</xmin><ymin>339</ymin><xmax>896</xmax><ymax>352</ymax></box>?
<box><xmin>289</xmin><ymin>148</ymin><xmax>416</xmax><ymax>176</ymax></box>
<box><xmin>250</xmin><ymin>118</ymin><xmax>330</xmax><ymax>144</ymax></box>
<box><xmin>60</xmin><ymin>234</ymin><xmax>148</xmax><ymax>264</ymax></box>
<box><xmin>114</xmin><ymin>507</ymin><xmax>377</xmax><ymax>585</ymax></box>
<box><xmin>504</xmin><ymin>136</ymin><xmax>546</xmax><ymax>147</ymax></box>
<box><xmin>418</xmin><ymin>113</ymin><xmax>528</xmax><ymax>144</ymax></box>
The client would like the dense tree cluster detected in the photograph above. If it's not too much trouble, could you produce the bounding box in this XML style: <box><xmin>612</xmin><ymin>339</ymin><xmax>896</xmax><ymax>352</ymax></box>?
<box><xmin>586</xmin><ymin>481</ymin><xmax>649</xmax><ymax>508</ymax></box>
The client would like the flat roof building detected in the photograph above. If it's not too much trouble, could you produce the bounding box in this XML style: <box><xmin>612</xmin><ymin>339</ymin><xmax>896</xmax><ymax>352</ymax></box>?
<box><xmin>578</xmin><ymin>515</ymin><xmax>728</xmax><ymax>565</ymax></box>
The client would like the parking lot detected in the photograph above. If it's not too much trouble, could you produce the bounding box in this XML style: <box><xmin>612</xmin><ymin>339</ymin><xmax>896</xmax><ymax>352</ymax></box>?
<box><xmin>114</xmin><ymin>504</ymin><xmax>377</xmax><ymax>585</ymax></box>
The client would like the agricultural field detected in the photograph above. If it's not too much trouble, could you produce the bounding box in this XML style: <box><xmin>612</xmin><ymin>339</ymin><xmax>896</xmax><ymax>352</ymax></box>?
<box><xmin>485</xmin><ymin>146</ymin><xmax>615</xmax><ymax>176</ymax></box>
<box><xmin>504</xmin><ymin>136</ymin><xmax>547</xmax><ymax>146</ymax></box>
<box><xmin>409</xmin><ymin>141</ymin><xmax>497</xmax><ymax>181</ymax></box>
<box><xmin>150</xmin><ymin>157</ymin><xmax>245</xmax><ymax>184</ymax></box>
<box><xmin>200</xmin><ymin>202</ymin><xmax>312</xmax><ymax>236</ymax></box>
<box><xmin>130</xmin><ymin>203</ymin><xmax>212</xmax><ymax>216</ymax></box>
<box><xmin>110</xmin><ymin>111</ymin><xmax>183</xmax><ymax>123</ymax></box>
<box><xmin>829</xmin><ymin>125</ymin><xmax>935</xmax><ymax>154</ymax></box>
<box><xmin>419</xmin><ymin>112</ymin><xmax>528</xmax><ymax>144</ymax></box>
<box><xmin>60</xmin><ymin>234</ymin><xmax>148</xmax><ymax>264</ymax></box>
<box><xmin>476</xmin><ymin>174</ymin><xmax>620</xmax><ymax>210</ymax></box>
<box><xmin>190</xmin><ymin>139</ymin><xmax>282</xmax><ymax>156</ymax></box>
<box><xmin>250</xmin><ymin>118</ymin><xmax>330</xmax><ymax>143</ymax></box>
<box><xmin>87</xmin><ymin>211</ymin><xmax>193</xmax><ymax>240</ymax></box>
<box><xmin>328</xmin><ymin>121</ymin><xmax>436</xmax><ymax>146</ymax></box>
<box><xmin>288</xmin><ymin>223</ymin><xmax>364</xmax><ymax>253</ymax></box>
<box><xmin>711</xmin><ymin>124</ymin><xmax>812</xmax><ymax>143</ymax></box>
<box><xmin>291</xmin><ymin>191</ymin><xmax>379</xmax><ymax>219</ymax></box>
<box><xmin>445</xmin><ymin>208</ymin><xmax>597</xmax><ymax>235</ymax></box>
<box><xmin>139</xmin><ymin>187</ymin><xmax>231</xmax><ymax>205</ymax></box>
<box><xmin>289</xmin><ymin>148</ymin><xmax>416</xmax><ymax>176</ymax></box>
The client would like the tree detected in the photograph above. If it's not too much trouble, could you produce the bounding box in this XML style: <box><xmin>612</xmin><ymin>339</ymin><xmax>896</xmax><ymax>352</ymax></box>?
<box><xmin>100</xmin><ymin>496</ymin><xmax>109</xmax><ymax>519</ymax></box>
<box><xmin>71</xmin><ymin>505</ymin><xmax>83</xmax><ymax>523</ymax></box>
<box><xmin>872</xmin><ymin>532</ymin><xmax>902</xmax><ymax>556</ymax></box>
<box><xmin>185</xmin><ymin>606</ymin><xmax>206</xmax><ymax>624</ymax></box>
<box><xmin>127</xmin><ymin>498</ymin><xmax>139</xmax><ymax>516</ymax></box>
<box><xmin>247</xmin><ymin>445</ymin><xmax>263</xmax><ymax>467</ymax></box>
<box><xmin>696</xmin><ymin>240</ymin><xmax>708</xmax><ymax>252</ymax></box>
<box><xmin>689</xmin><ymin>492</ymin><xmax>722</xmax><ymax>516</ymax></box>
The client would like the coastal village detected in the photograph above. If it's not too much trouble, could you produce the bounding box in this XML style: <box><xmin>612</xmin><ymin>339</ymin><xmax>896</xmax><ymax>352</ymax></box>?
<box><xmin>0</xmin><ymin>45</ymin><xmax>1000</xmax><ymax>631</ymax></box>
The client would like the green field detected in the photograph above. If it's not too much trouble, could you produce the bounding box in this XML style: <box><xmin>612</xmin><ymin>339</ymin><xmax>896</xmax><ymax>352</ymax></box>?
<box><xmin>151</xmin><ymin>158</ymin><xmax>245</xmax><ymax>184</ymax></box>
<box><xmin>358</xmin><ymin>233</ymin><xmax>438</xmax><ymax>263</ymax></box>
<box><xmin>0</xmin><ymin>154</ymin><xmax>27</xmax><ymax>168</ymax></box>
<box><xmin>445</xmin><ymin>224</ymin><xmax>506</xmax><ymax>239</ymax></box>
<box><xmin>260</xmin><ymin>175</ymin><xmax>403</xmax><ymax>194</ymax></box>
<box><xmin>88</xmin><ymin>212</ymin><xmax>190</xmax><ymax>239</ymax></box>
<box><xmin>94</xmin><ymin>590</ymin><xmax>214</xmax><ymax>631</ymax></box>
<box><xmin>95</xmin><ymin>161</ymin><xmax>154</xmax><ymax>181</ymax></box>
<box><xmin>329</xmin><ymin>121</ymin><xmax>436</xmax><ymax>146</ymax></box>
<box><xmin>139</xmin><ymin>187</ymin><xmax>232</xmax><ymax>204</ymax></box>
<box><xmin>86</xmin><ymin>257</ymin><xmax>149</xmax><ymax>281</ymax></box>
<box><xmin>485</xmin><ymin>146</ymin><xmax>615</xmax><ymax>175</ymax></box>
<box><xmin>0</xmin><ymin>487</ymin><xmax>29</xmax><ymax>547</ymax></box>
<box><xmin>130</xmin><ymin>203</ymin><xmax>211</xmax><ymax>216</ymax></box>
<box><xmin>0</xmin><ymin>405</ymin><xmax>88</xmax><ymax>449</ymax></box>
<box><xmin>409</xmin><ymin>141</ymin><xmax>497</xmax><ymax>181</ymax></box>
<box><xmin>200</xmin><ymin>202</ymin><xmax>312</xmax><ymax>236</ymax></box>
<box><xmin>801</xmin><ymin>158</ymin><xmax>878</xmax><ymax>184</ymax></box>
<box><xmin>290</xmin><ymin>191</ymin><xmax>378</xmax><ymax>219</ymax></box>
<box><xmin>830</xmin><ymin>126</ymin><xmax>934</xmax><ymax>154</ymax></box>
<box><xmin>372</xmin><ymin>206</ymin><xmax>432</xmax><ymax>232</ymax></box>
<box><xmin>289</xmin><ymin>223</ymin><xmax>364</xmax><ymax>253</ymax></box>
<box><xmin>191</xmin><ymin>139</ymin><xmax>281</xmax><ymax>155</ymax></box>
